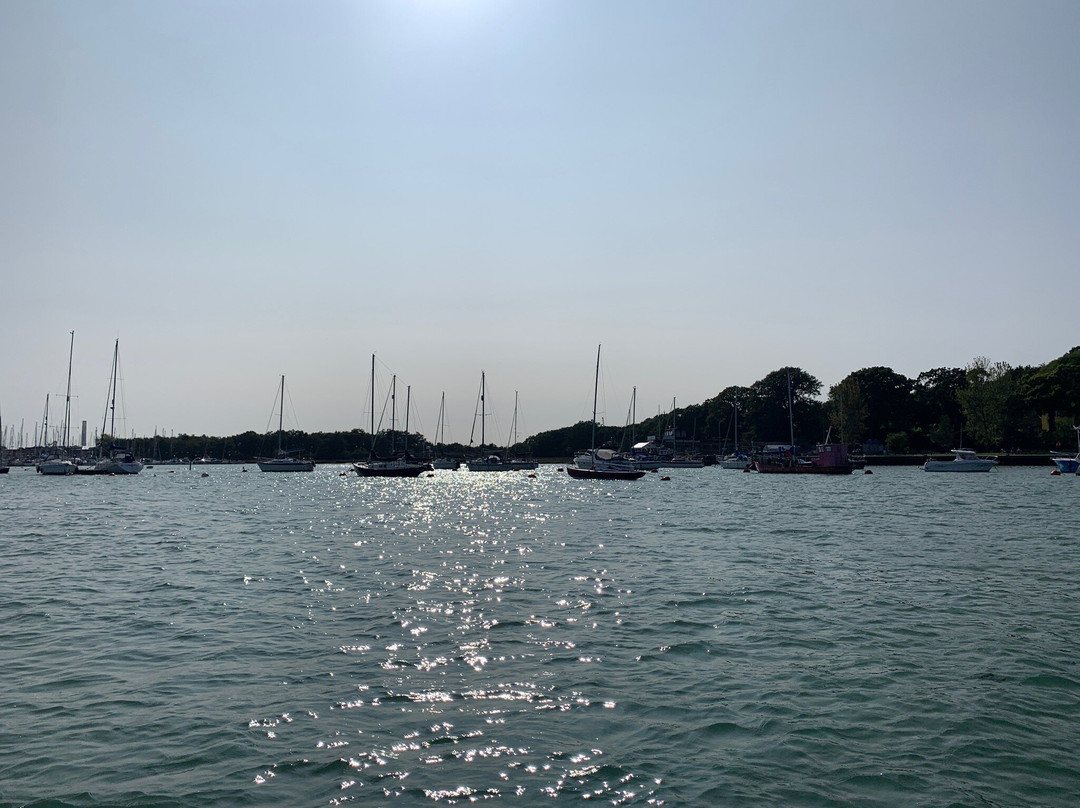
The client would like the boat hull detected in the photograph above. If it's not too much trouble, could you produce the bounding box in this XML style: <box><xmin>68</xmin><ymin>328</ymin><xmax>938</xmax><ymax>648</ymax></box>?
<box><xmin>258</xmin><ymin>460</ymin><xmax>315</xmax><ymax>472</ymax></box>
<box><xmin>353</xmin><ymin>461</ymin><xmax>430</xmax><ymax>477</ymax></box>
<box><xmin>38</xmin><ymin>460</ymin><xmax>77</xmax><ymax>475</ymax></box>
<box><xmin>755</xmin><ymin>462</ymin><xmax>853</xmax><ymax>474</ymax></box>
<box><xmin>922</xmin><ymin>461</ymin><xmax>996</xmax><ymax>472</ymax></box>
<box><xmin>466</xmin><ymin>462</ymin><xmax>515</xmax><ymax>472</ymax></box>
<box><xmin>1051</xmin><ymin>456</ymin><xmax>1080</xmax><ymax>474</ymax></box>
<box><xmin>719</xmin><ymin>458</ymin><xmax>750</xmax><ymax>470</ymax></box>
<box><xmin>566</xmin><ymin>466</ymin><xmax>645</xmax><ymax>480</ymax></box>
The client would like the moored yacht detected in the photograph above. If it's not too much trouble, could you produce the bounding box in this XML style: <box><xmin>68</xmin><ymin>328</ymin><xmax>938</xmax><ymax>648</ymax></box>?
<box><xmin>257</xmin><ymin>375</ymin><xmax>314</xmax><ymax>472</ymax></box>
<box><xmin>1051</xmin><ymin>426</ymin><xmax>1080</xmax><ymax>474</ymax></box>
<box><xmin>922</xmin><ymin>448</ymin><xmax>997</xmax><ymax>472</ymax></box>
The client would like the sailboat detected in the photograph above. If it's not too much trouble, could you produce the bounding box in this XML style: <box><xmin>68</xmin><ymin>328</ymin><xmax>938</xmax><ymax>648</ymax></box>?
<box><xmin>38</xmin><ymin>332</ymin><xmax>80</xmax><ymax>475</ymax></box>
<box><xmin>663</xmin><ymin>398</ymin><xmax>704</xmax><ymax>468</ymax></box>
<box><xmin>466</xmin><ymin>371</ymin><xmax>515</xmax><ymax>471</ymax></box>
<box><xmin>257</xmin><ymin>375</ymin><xmax>315</xmax><ymax>472</ymax></box>
<box><xmin>567</xmin><ymin>346</ymin><xmax>645</xmax><ymax>481</ymax></box>
<box><xmin>353</xmin><ymin>355</ymin><xmax>431</xmax><ymax>477</ymax></box>
<box><xmin>431</xmin><ymin>392</ymin><xmax>460</xmax><ymax>469</ymax></box>
<box><xmin>0</xmin><ymin>406</ymin><xmax>9</xmax><ymax>473</ymax></box>
<box><xmin>754</xmin><ymin>370</ymin><xmax>852</xmax><ymax>475</ymax></box>
<box><xmin>719</xmin><ymin>396</ymin><xmax>750</xmax><ymax>469</ymax></box>
<box><xmin>507</xmin><ymin>393</ymin><xmax>539</xmax><ymax>470</ymax></box>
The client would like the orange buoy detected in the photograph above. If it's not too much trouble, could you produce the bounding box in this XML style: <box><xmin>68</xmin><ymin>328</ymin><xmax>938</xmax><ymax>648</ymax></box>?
<box><xmin>1051</xmin><ymin>469</ymin><xmax>1061</xmax><ymax>476</ymax></box>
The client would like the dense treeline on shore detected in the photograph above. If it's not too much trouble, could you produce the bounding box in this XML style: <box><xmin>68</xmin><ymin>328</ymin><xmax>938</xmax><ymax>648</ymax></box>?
<box><xmin>524</xmin><ymin>346</ymin><xmax>1080</xmax><ymax>458</ymax></box>
<box><xmin>41</xmin><ymin>346</ymin><xmax>1078</xmax><ymax>463</ymax></box>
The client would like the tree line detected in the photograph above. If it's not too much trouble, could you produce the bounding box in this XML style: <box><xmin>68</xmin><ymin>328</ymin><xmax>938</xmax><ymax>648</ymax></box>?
<box><xmin>522</xmin><ymin>346</ymin><xmax>1080</xmax><ymax>457</ymax></box>
<box><xmin>103</xmin><ymin>346</ymin><xmax>1080</xmax><ymax>461</ymax></box>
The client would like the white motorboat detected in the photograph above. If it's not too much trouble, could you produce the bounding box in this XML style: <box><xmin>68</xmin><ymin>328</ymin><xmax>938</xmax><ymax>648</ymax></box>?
<box><xmin>922</xmin><ymin>448</ymin><xmax>997</xmax><ymax>472</ymax></box>
<box><xmin>1051</xmin><ymin>426</ymin><xmax>1080</xmax><ymax>474</ymax></box>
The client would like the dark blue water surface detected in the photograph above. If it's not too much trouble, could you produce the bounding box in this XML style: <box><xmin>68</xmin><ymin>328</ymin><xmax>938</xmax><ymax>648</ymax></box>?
<box><xmin>2</xmin><ymin>464</ymin><xmax>1078</xmax><ymax>807</ymax></box>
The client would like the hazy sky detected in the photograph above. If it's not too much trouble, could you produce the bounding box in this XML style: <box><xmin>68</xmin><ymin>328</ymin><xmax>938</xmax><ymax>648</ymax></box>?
<box><xmin>2</xmin><ymin>0</ymin><xmax>1078</xmax><ymax>445</ymax></box>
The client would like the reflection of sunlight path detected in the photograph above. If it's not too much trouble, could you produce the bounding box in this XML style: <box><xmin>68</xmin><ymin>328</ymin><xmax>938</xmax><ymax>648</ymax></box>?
<box><xmin>248</xmin><ymin>465</ymin><xmax>656</xmax><ymax>804</ymax></box>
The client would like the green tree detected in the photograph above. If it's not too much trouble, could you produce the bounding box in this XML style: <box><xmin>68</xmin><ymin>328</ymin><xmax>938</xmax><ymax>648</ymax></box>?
<box><xmin>913</xmin><ymin>367</ymin><xmax>966</xmax><ymax>443</ymax></box>
<box><xmin>842</xmin><ymin>367</ymin><xmax>914</xmax><ymax>441</ymax></box>
<box><xmin>1022</xmin><ymin>346</ymin><xmax>1080</xmax><ymax>427</ymax></box>
<box><xmin>928</xmin><ymin>414</ymin><xmax>956</xmax><ymax>449</ymax></box>
<box><xmin>960</xmin><ymin>356</ymin><xmax>1013</xmax><ymax>448</ymax></box>
<box><xmin>744</xmin><ymin>367</ymin><xmax>823</xmax><ymax>446</ymax></box>
<box><xmin>827</xmin><ymin>378</ymin><xmax>868</xmax><ymax>447</ymax></box>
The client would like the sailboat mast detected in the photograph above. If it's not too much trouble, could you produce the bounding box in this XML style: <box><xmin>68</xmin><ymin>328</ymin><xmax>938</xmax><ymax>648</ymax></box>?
<box><xmin>110</xmin><ymin>340</ymin><xmax>119</xmax><ymax>440</ymax></box>
<box><xmin>591</xmin><ymin>345</ymin><xmax>600</xmax><ymax>451</ymax></box>
<box><xmin>672</xmin><ymin>397</ymin><xmax>677</xmax><ymax>454</ymax></box>
<box><xmin>278</xmin><ymin>375</ymin><xmax>285</xmax><ymax>454</ymax></box>
<box><xmin>390</xmin><ymin>375</ymin><xmax>397</xmax><ymax>454</ymax></box>
<box><xmin>787</xmin><ymin>369</ymin><xmax>795</xmax><ymax>452</ymax></box>
<box><xmin>480</xmin><ymin>371</ymin><xmax>486</xmax><ymax>447</ymax></box>
<box><xmin>404</xmin><ymin>384</ymin><xmax>410</xmax><ymax>454</ymax></box>
<box><xmin>437</xmin><ymin>391</ymin><xmax>446</xmax><ymax>448</ymax></box>
<box><xmin>100</xmin><ymin>339</ymin><xmax>120</xmax><ymax>445</ymax></box>
<box><xmin>506</xmin><ymin>390</ymin><xmax>519</xmax><ymax>454</ymax></box>
<box><xmin>63</xmin><ymin>330</ymin><xmax>74</xmax><ymax>450</ymax></box>
<box><xmin>370</xmin><ymin>354</ymin><xmax>376</xmax><ymax>457</ymax></box>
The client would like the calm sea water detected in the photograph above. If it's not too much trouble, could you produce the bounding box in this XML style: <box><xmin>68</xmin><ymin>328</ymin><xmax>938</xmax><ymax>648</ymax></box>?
<box><xmin>1</xmin><ymin>464</ymin><xmax>1078</xmax><ymax>807</ymax></box>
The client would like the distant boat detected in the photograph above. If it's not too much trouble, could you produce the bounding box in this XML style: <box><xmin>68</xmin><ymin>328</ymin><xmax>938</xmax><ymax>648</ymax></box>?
<box><xmin>92</xmin><ymin>339</ymin><xmax>144</xmax><ymax>475</ymax></box>
<box><xmin>0</xmin><ymin>406</ymin><xmax>7</xmax><ymax>474</ymax></box>
<box><xmin>755</xmin><ymin>443</ymin><xmax>854</xmax><ymax>474</ymax></box>
<box><xmin>753</xmin><ymin>370</ymin><xmax>852</xmax><ymax>475</ymax></box>
<box><xmin>352</xmin><ymin>355</ymin><xmax>431</xmax><ymax>478</ymax></box>
<box><xmin>566</xmin><ymin>346</ymin><xmax>645</xmax><ymax>481</ymax></box>
<box><xmin>665</xmin><ymin>455</ymin><xmax>705</xmax><ymax>468</ymax></box>
<box><xmin>465</xmin><ymin>372</ymin><xmax>515</xmax><ymax>472</ymax></box>
<box><xmin>922</xmin><ymin>448</ymin><xmax>998</xmax><ymax>472</ymax></box>
<box><xmin>719</xmin><ymin>396</ymin><xmax>750</xmax><ymax>469</ymax></box>
<box><xmin>431</xmin><ymin>392</ymin><xmax>461</xmax><ymax>469</ymax></box>
<box><xmin>257</xmin><ymin>375</ymin><xmax>315</xmax><ymax>472</ymax></box>
<box><xmin>1051</xmin><ymin>426</ymin><xmax>1080</xmax><ymax>474</ymax></box>
<box><xmin>38</xmin><ymin>332</ymin><xmax>80</xmax><ymax>475</ymax></box>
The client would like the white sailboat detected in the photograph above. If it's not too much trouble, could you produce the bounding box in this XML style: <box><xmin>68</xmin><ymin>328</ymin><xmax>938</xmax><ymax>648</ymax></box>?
<box><xmin>719</xmin><ymin>396</ymin><xmax>750</xmax><ymax>469</ymax></box>
<box><xmin>431</xmin><ymin>392</ymin><xmax>460</xmax><ymax>469</ymax></box>
<box><xmin>0</xmin><ymin>406</ymin><xmax>9</xmax><ymax>474</ymax></box>
<box><xmin>467</xmin><ymin>371</ymin><xmax>515</xmax><ymax>471</ymax></box>
<box><xmin>257</xmin><ymin>375</ymin><xmax>314</xmax><ymax>472</ymax></box>
<box><xmin>92</xmin><ymin>339</ymin><xmax>144</xmax><ymax>475</ymax></box>
<box><xmin>39</xmin><ymin>332</ymin><xmax>79</xmax><ymax>475</ymax></box>
<box><xmin>567</xmin><ymin>346</ymin><xmax>645</xmax><ymax>481</ymax></box>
